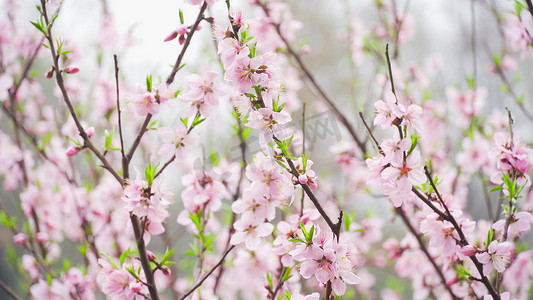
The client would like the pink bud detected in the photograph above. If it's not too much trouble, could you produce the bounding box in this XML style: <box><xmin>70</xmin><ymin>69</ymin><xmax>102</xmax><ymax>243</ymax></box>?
<box><xmin>13</xmin><ymin>233</ymin><xmax>28</xmax><ymax>244</ymax></box>
<box><xmin>130</xmin><ymin>281</ymin><xmax>142</xmax><ymax>293</ymax></box>
<box><xmin>308</xmin><ymin>181</ymin><xmax>318</xmax><ymax>190</ymax></box>
<box><xmin>179</xmin><ymin>35</ymin><xmax>186</xmax><ymax>45</ymax></box>
<box><xmin>460</xmin><ymin>245</ymin><xmax>476</xmax><ymax>257</ymax></box>
<box><xmin>64</xmin><ymin>65</ymin><xmax>79</xmax><ymax>74</ymax></box>
<box><xmin>45</xmin><ymin>69</ymin><xmax>54</xmax><ymax>79</ymax></box>
<box><xmin>86</xmin><ymin>127</ymin><xmax>95</xmax><ymax>138</ymax></box>
<box><xmin>176</xmin><ymin>25</ymin><xmax>188</xmax><ymax>35</ymax></box>
<box><xmin>298</xmin><ymin>174</ymin><xmax>308</xmax><ymax>185</ymax></box>
<box><xmin>501</xmin><ymin>55</ymin><xmax>517</xmax><ymax>72</ymax></box>
<box><xmin>300</xmin><ymin>44</ymin><xmax>312</xmax><ymax>54</ymax></box>
<box><xmin>66</xmin><ymin>146</ymin><xmax>80</xmax><ymax>157</ymax></box>
<box><xmin>146</xmin><ymin>250</ymin><xmax>156</xmax><ymax>261</ymax></box>
<box><xmin>487</xmin><ymin>64</ymin><xmax>497</xmax><ymax>74</ymax></box>
<box><xmin>164</xmin><ymin>31</ymin><xmax>178</xmax><ymax>42</ymax></box>
<box><xmin>446</xmin><ymin>277</ymin><xmax>458</xmax><ymax>286</ymax></box>
<box><xmin>36</xmin><ymin>232</ymin><xmax>49</xmax><ymax>243</ymax></box>
<box><xmin>161</xmin><ymin>266</ymin><xmax>171</xmax><ymax>276</ymax></box>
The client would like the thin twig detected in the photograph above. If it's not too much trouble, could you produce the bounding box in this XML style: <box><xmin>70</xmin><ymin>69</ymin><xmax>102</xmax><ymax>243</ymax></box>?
<box><xmin>422</xmin><ymin>167</ymin><xmax>500</xmax><ymax>299</ymax></box>
<box><xmin>166</xmin><ymin>2</ymin><xmax>208</xmax><ymax>85</ymax></box>
<box><xmin>40</xmin><ymin>0</ymin><xmax>123</xmax><ymax>185</ymax></box>
<box><xmin>256</xmin><ymin>1</ymin><xmax>367</xmax><ymax>156</ymax></box>
<box><xmin>114</xmin><ymin>55</ymin><xmax>126</xmax><ymax>164</ymax></box>
<box><xmin>526</xmin><ymin>0</ymin><xmax>533</xmax><ymax>20</ymax></box>
<box><xmin>385</xmin><ymin>44</ymin><xmax>396</xmax><ymax>96</ymax></box>
<box><xmin>0</xmin><ymin>279</ymin><xmax>23</xmax><ymax>300</ymax></box>
<box><xmin>179</xmin><ymin>245</ymin><xmax>236</xmax><ymax>300</ymax></box>
<box><xmin>395</xmin><ymin>207</ymin><xmax>459</xmax><ymax>300</ymax></box>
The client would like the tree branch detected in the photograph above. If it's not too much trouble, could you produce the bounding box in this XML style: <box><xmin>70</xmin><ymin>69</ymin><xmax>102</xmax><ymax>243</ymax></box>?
<box><xmin>179</xmin><ymin>245</ymin><xmax>235</xmax><ymax>300</ymax></box>
<box><xmin>166</xmin><ymin>2</ymin><xmax>208</xmax><ymax>85</ymax></box>
<box><xmin>256</xmin><ymin>1</ymin><xmax>367</xmax><ymax>156</ymax></box>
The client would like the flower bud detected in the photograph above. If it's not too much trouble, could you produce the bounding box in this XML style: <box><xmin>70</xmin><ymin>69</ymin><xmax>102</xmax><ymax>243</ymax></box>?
<box><xmin>161</xmin><ymin>266</ymin><xmax>171</xmax><ymax>276</ymax></box>
<box><xmin>459</xmin><ymin>245</ymin><xmax>476</xmax><ymax>257</ymax></box>
<box><xmin>300</xmin><ymin>44</ymin><xmax>312</xmax><ymax>54</ymax></box>
<box><xmin>298</xmin><ymin>174</ymin><xmax>308</xmax><ymax>185</ymax></box>
<box><xmin>86</xmin><ymin>127</ymin><xmax>95</xmax><ymax>138</ymax></box>
<box><xmin>130</xmin><ymin>281</ymin><xmax>142</xmax><ymax>293</ymax></box>
<box><xmin>501</xmin><ymin>55</ymin><xmax>517</xmax><ymax>72</ymax></box>
<box><xmin>146</xmin><ymin>250</ymin><xmax>156</xmax><ymax>261</ymax></box>
<box><xmin>64</xmin><ymin>65</ymin><xmax>79</xmax><ymax>74</ymax></box>
<box><xmin>66</xmin><ymin>146</ymin><xmax>80</xmax><ymax>157</ymax></box>
<box><xmin>36</xmin><ymin>232</ymin><xmax>49</xmax><ymax>243</ymax></box>
<box><xmin>164</xmin><ymin>31</ymin><xmax>178</xmax><ymax>42</ymax></box>
<box><xmin>13</xmin><ymin>233</ymin><xmax>28</xmax><ymax>244</ymax></box>
<box><xmin>45</xmin><ymin>69</ymin><xmax>54</xmax><ymax>79</ymax></box>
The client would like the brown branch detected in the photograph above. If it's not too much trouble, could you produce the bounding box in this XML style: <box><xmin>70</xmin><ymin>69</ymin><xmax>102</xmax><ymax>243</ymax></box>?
<box><xmin>114</xmin><ymin>55</ymin><xmax>126</xmax><ymax>168</ymax></box>
<box><xmin>126</xmin><ymin>114</ymin><xmax>152</xmax><ymax>168</ymax></box>
<box><xmin>526</xmin><ymin>0</ymin><xmax>533</xmax><ymax>20</ymax></box>
<box><xmin>493</xmin><ymin>61</ymin><xmax>533</xmax><ymax>123</ymax></box>
<box><xmin>285</xmin><ymin>158</ymin><xmax>336</xmax><ymax>233</ymax></box>
<box><xmin>166</xmin><ymin>2</ymin><xmax>208</xmax><ymax>85</ymax></box>
<box><xmin>256</xmin><ymin>1</ymin><xmax>367</xmax><ymax>156</ymax></box>
<box><xmin>0</xmin><ymin>279</ymin><xmax>23</xmax><ymax>300</ymax></box>
<box><xmin>179</xmin><ymin>245</ymin><xmax>235</xmax><ymax>300</ymax></box>
<box><xmin>40</xmin><ymin>1</ymin><xmax>123</xmax><ymax>185</ymax></box>
<box><xmin>129</xmin><ymin>214</ymin><xmax>159</xmax><ymax>300</ymax></box>
<box><xmin>422</xmin><ymin>167</ymin><xmax>500</xmax><ymax>300</ymax></box>
<box><xmin>395</xmin><ymin>207</ymin><xmax>459</xmax><ymax>300</ymax></box>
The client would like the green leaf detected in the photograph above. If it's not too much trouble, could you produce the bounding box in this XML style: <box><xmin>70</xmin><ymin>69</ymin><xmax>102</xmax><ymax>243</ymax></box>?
<box><xmin>119</xmin><ymin>248</ymin><xmax>130</xmax><ymax>267</ymax></box>
<box><xmin>189</xmin><ymin>212</ymin><xmax>202</xmax><ymax>231</ymax></box>
<box><xmin>160</xmin><ymin>248</ymin><xmax>175</xmax><ymax>266</ymax></box>
<box><xmin>489</xmin><ymin>186</ymin><xmax>503</xmax><ymax>192</ymax></box>
<box><xmin>30</xmin><ymin>21</ymin><xmax>45</xmax><ymax>34</ymax></box>
<box><xmin>145</xmin><ymin>161</ymin><xmax>159</xmax><ymax>186</ymax></box>
<box><xmin>105</xmin><ymin>129</ymin><xmax>114</xmax><ymax>150</ymax></box>
<box><xmin>0</xmin><ymin>211</ymin><xmax>16</xmax><ymax>229</ymax></box>
<box><xmin>63</xmin><ymin>259</ymin><xmax>71</xmax><ymax>271</ymax></box>
<box><xmin>486</xmin><ymin>228</ymin><xmax>494</xmax><ymax>247</ymax></box>
<box><xmin>515</xmin><ymin>0</ymin><xmax>526</xmax><ymax>15</ymax></box>
<box><xmin>100</xmin><ymin>253</ymin><xmax>118</xmax><ymax>269</ymax></box>
<box><xmin>179</xmin><ymin>9</ymin><xmax>184</xmax><ymax>24</ymax></box>
<box><xmin>288</xmin><ymin>238</ymin><xmax>305</xmax><ymax>243</ymax></box>
<box><xmin>517</xmin><ymin>95</ymin><xmax>524</xmax><ymax>105</ymax></box>
<box><xmin>249</xmin><ymin>42</ymin><xmax>257</xmax><ymax>58</ymax></box>
<box><xmin>146</xmin><ymin>75</ymin><xmax>153</xmax><ymax>92</ymax></box>
<box><xmin>126</xmin><ymin>265</ymin><xmax>140</xmax><ymax>280</ymax></box>
<box><xmin>285</xmin><ymin>289</ymin><xmax>292</xmax><ymax>300</ymax></box>
<box><xmin>281</xmin><ymin>267</ymin><xmax>292</xmax><ymax>282</ymax></box>
<box><xmin>344</xmin><ymin>211</ymin><xmax>355</xmax><ymax>231</ymax></box>
<box><xmin>266</xmin><ymin>272</ymin><xmax>273</xmax><ymax>289</ymax></box>
<box><xmin>307</xmin><ymin>225</ymin><xmax>315</xmax><ymax>243</ymax></box>
<box><xmin>184</xmin><ymin>250</ymin><xmax>196</xmax><ymax>256</ymax></box>
<box><xmin>407</xmin><ymin>135</ymin><xmax>420</xmax><ymax>155</ymax></box>
<box><xmin>68</xmin><ymin>135</ymin><xmax>82</xmax><ymax>146</ymax></box>
<box><xmin>192</xmin><ymin>116</ymin><xmax>206</xmax><ymax>127</ymax></box>
<box><xmin>466</xmin><ymin>77</ymin><xmax>475</xmax><ymax>89</ymax></box>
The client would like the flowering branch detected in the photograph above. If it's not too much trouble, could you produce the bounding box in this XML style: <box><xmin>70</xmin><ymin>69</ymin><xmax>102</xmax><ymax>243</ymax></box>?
<box><xmin>39</xmin><ymin>1</ymin><xmax>123</xmax><ymax>185</ymax></box>
<box><xmin>395</xmin><ymin>207</ymin><xmax>459</xmax><ymax>300</ymax></box>
<box><xmin>423</xmin><ymin>167</ymin><xmax>500</xmax><ymax>299</ymax></box>
<box><xmin>166</xmin><ymin>2</ymin><xmax>208</xmax><ymax>85</ymax></box>
<box><xmin>255</xmin><ymin>0</ymin><xmax>367</xmax><ymax>156</ymax></box>
<box><xmin>179</xmin><ymin>245</ymin><xmax>235</xmax><ymax>300</ymax></box>
<box><xmin>113</xmin><ymin>55</ymin><xmax>126</xmax><ymax>167</ymax></box>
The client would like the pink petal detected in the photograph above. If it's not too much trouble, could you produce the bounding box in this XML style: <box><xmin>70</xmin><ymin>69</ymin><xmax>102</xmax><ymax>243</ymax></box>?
<box><xmin>331</xmin><ymin>278</ymin><xmax>346</xmax><ymax>296</ymax></box>
<box><xmin>299</xmin><ymin>260</ymin><xmax>318</xmax><ymax>279</ymax></box>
